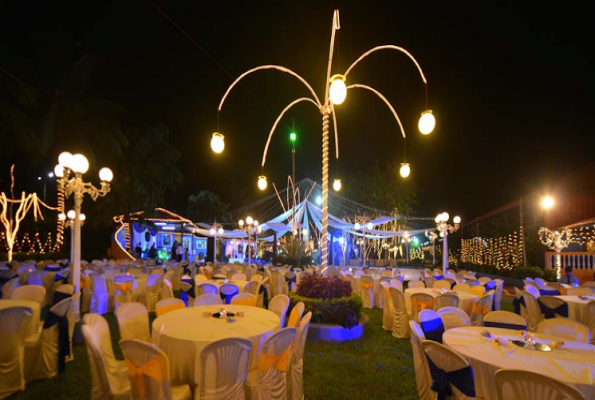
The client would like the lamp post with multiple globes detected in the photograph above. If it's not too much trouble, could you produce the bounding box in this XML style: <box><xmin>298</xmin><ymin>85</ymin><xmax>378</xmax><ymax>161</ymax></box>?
<box><xmin>209</xmin><ymin>222</ymin><xmax>225</xmax><ymax>263</ymax></box>
<box><xmin>435</xmin><ymin>212</ymin><xmax>461</xmax><ymax>275</ymax></box>
<box><xmin>55</xmin><ymin>152</ymin><xmax>113</xmax><ymax>295</ymax></box>
<box><xmin>212</xmin><ymin>10</ymin><xmax>435</xmax><ymax>269</ymax></box>
<box><xmin>59</xmin><ymin>210</ymin><xmax>86</xmax><ymax>266</ymax></box>
<box><xmin>238</xmin><ymin>217</ymin><xmax>261</xmax><ymax>267</ymax></box>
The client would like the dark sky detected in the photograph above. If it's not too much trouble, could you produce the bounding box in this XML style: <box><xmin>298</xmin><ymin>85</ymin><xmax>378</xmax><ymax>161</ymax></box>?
<box><xmin>2</xmin><ymin>1</ymin><xmax>595</xmax><ymax>222</ymax></box>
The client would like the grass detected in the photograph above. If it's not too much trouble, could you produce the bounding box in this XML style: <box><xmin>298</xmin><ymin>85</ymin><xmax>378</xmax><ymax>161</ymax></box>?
<box><xmin>9</xmin><ymin>296</ymin><xmax>516</xmax><ymax>400</ymax></box>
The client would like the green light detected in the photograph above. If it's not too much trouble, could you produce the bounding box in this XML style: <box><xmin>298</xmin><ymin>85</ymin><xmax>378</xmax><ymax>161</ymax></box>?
<box><xmin>289</xmin><ymin>132</ymin><xmax>297</xmax><ymax>142</ymax></box>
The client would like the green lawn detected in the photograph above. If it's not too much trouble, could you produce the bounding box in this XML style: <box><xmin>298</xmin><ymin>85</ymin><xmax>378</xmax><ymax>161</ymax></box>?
<box><xmin>9</xmin><ymin>296</ymin><xmax>516</xmax><ymax>400</ymax></box>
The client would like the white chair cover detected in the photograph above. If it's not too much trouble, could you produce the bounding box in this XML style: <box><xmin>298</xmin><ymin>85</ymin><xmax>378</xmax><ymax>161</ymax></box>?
<box><xmin>422</xmin><ymin>340</ymin><xmax>476</xmax><ymax>400</ymax></box>
<box><xmin>180</xmin><ymin>282</ymin><xmax>195</xmax><ymax>307</ymax></box>
<box><xmin>390</xmin><ymin>279</ymin><xmax>403</xmax><ymax>292</ymax></box>
<box><xmin>244</xmin><ymin>281</ymin><xmax>260</xmax><ymax>296</ymax></box>
<box><xmin>155</xmin><ymin>298</ymin><xmax>186</xmax><ymax>317</ymax></box>
<box><xmin>232</xmin><ymin>273</ymin><xmax>248</xmax><ymax>281</ymax></box>
<box><xmin>380</xmin><ymin>283</ymin><xmax>393</xmax><ymax>331</ymax></box>
<box><xmin>538</xmin><ymin>296</ymin><xmax>568</xmax><ymax>319</ymax></box>
<box><xmin>360</xmin><ymin>276</ymin><xmax>375</xmax><ymax>309</ymax></box>
<box><xmin>434</xmin><ymin>293</ymin><xmax>459</xmax><ymax>310</ymax></box>
<box><xmin>90</xmin><ymin>274</ymin><xmax>109</xmax><ymax>315</ymax></box>
<box><xmin>0</xmin><ymin>307</ymin><xmax>32</xmax><ymax>399</ymax></box>
<box><xmin>524</xmin><ymin>284</ymin><xmax>540</xmax><ymax>298</ymax></box>
<box><xmin>246</xmin><ymin>327</ymin><xmax>296</xmax><ymax>400</ymax></box>
<box><xmin>231</xmin><ymin>293</ymin><xmax>257</xmax><ymax>307</ymax></box>
<box><xmin>410</xmin><ymin>292</ymin><xmax>434</xmax><ymax>323</ymax></box>
<box><xmin>285</xmin><ymin>302</ymin><xmax>304</xmax><ymax>329</ymax></box>
<box><xmin>115</xmin><ymin>302</ymin><xmax>151</xmax><ymax>343</ymax></box>
<box><xmin>145</xmin><ymin>275</ymin><xmax>163</xmax><ymax>312</ymax></box>
<box><xmin>567</xmin><ymin>287</ymin><xmax>593</xmax><ymax>296</ymax></box>
<box><xmin>120</xmin><ymin>339</ymin><xmax>192</xmax><ymax>400</ymax></box>
<box><xmin>453</xmin><ymin>283</ymin><xmax>470</xmax><ymax>292</ymax></box>
<box><xmin>11</xmin><ymin>285</ymin><xmax>46</xmax><ymax>309</ymax></box>
<box><xmin>268</xmin><ymin>295</ymin><xmax>290</xmax><ymax>329</ymax></box>
<box><xmin>521</xmin><ymin>291</ymin><xmax>543</xmax><ymax>331</ymax></box>
<box><xmin>493</xmin><ymin>279</ymin><xmax>504</xmax><ymax>311</ymax></box>
<box><xmin>433</xmin><ymin>280</ymin><xmax>451</xmax><ymax>290</ymax></box>
<box><xmin>494</xmin><ymin>369</ymin><xmax>585</xmax><ymax>400</ymax></box>
<box><xmin>194</xmin><ymin>294</ymin><xmax>223</xmax><ymax>306</ymax></box>
<box><xmin>198</xmin><ymin>337</ymin><xmax>252</xmax><ymax>400</ymax></box>
<box><xmin>114</xmin><ymin>275</ymin><xmax>135</xmax><ymax>309</ymax></box>
<box><xmin>288</xmin><ymin>312</ymin><xmax>311</xmax><ymax>400</ymax></box>
<box><xmin>478</xmin><ymin>277</ymin><xmax>492</xmax><ymax>285</ymax></box>
<box><xmin>424</xmin><ymin>276</ymin><xmax>436</xmax><ymax>289</ymax></box>
<box><xmin>469</xmin><ymin>285</ymin><xmax>486</xmax><ymax>297</ymax></box>
<box><xmin>586</xmin><ymin>300</ymin><xmax>595</xmax><ymax>345</ymax></box>
<box><xmin>536</xmin><ymin>318</ymin><xmax>591</xmax><ymax>343</ymax></box>
<box><xmin>171</xmin><ymin>266</ymin><xmax>183</xmax><ymax>291</ymax></box>
<box><xmin>197</xmin><ymin>283</ymin><xmax>218</xmax><ymax>296</ymax></box>
<box><xmin>160</xmin><ymin>279</ymin><xmax>174</xmax><ymax>300</ymax></box>
<box><xmin>514</xmin><ymin>287</ymin><xmax>528</xmax><ymax>322</ymax></box>
<box><xmin>484</xmin><ymin>311</ymin><xmax>527</xmax><ymax>331</ymax></box>
<box><xmin>390</xmin><ymin>287</ymin><xmax>409</xmax><ymax>338</ymax></box>
<box><xmin>471</xmin><ymin>292</ymin><xmax>494</xmax><ymax>326</ymax></box>
<box><xmin>81</xmin><ymin>324</ymin><xmax>130</xmax><ymax>400</ymax></box>
<box><xmin>437</xmin><ymin>307</ymin><xmax>471</xmax><ymax>330</ymax></box>
<box><xmin>409</xmin><ymin>321</ymin><xmax>433</xmax><ymax>400</ymax></box>
<box><xmin>408</xmin><ymin>280</ymin><xmax>425</xmax><ymax>289</ymax></box>
<box><xmin>2</xmin><ymin>277</ymin><xmax>20</xmax><ymax>299</ymax></box>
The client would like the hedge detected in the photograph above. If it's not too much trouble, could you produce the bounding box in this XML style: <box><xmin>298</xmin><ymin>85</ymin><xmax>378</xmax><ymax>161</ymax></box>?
<box><xmin>289</xmin><ymin>293</ymin><xmax>363</xmax><ymax>329</ymax></box>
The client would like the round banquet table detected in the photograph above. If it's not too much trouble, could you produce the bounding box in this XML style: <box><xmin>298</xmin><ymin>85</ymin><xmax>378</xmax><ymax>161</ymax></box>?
<box><xmin>443</xmin><ymin>326</ymin><xmax>595</xmax><ymax>400</ymax></box>
<box><xmin>152</xmin><ymin>305</ymin><xmax>280</xmax><ymax>389</ymax></box>
<box><xmin>556</xmin><ymin>295</ymin><xmax>592</xmax><ymax>324</ymax></box>
<box><xmin>404</xmin><ymin>287</ymin><xmax>478</xmax><ymax>316</ymax></box>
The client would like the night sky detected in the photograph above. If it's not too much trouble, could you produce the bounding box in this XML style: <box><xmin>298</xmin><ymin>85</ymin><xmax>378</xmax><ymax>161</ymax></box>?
<box><xmin>1</xmin><ymin>1</ymin><xmax>594</xmax><ymax>222</ymax></box>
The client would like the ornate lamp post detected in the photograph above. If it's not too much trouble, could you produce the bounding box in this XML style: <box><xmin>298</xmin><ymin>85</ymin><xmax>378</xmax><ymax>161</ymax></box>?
<box><xmin>55</xmin><ymin>152</ymin><xmax>112</xmax><ymax>294</ymax></box>
<box><xmin>238</xmin><ymin>217</ymin><xmax>261</xmax><ymax>267</ymax></box>
<box><xmin>426</xmin><ymin>231</ymin><xmax>439</xmax><ymax>266</ymax></box>
<box><xmin>59</xmin><ymin>210</ymin><xmax>85</xmax><ymax>266</ymax></box>
<box><xmin>213</xmin><ymin>10</ymin><xmax>435</xmax><ymax>269</ymax></box>
<box><xmin>435</xmin><ymin>212</ymin><xmax>461</xmax><ymax>275</ymax></box>
<box><xmin>209</xmin><ymin>222</ymin><xmax>225</xmax><ymax>263</ymax></box>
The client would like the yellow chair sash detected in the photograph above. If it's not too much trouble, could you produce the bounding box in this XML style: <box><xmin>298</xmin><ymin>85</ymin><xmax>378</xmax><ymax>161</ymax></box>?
<box><xmin>385</xmin><ymin>288</ymin><xmax>392</xmax><ymax>299</ymax></box>
<box><xmin>258</xmin><ymin>343</ymin><xmax>292</xmax><ymax>372</ymax></box>
<box><xmin>472</xmin><ymin>304</ymin><xmax>490</xmax><ymax>316</ymax></box>
<box><xmin>286</xmin><ymin>311</ymin><xmax>300</xmax><ymax>328</ymax></box>
<box><xmin>231</xmin><ymin>298</ymin><xmax>257</xmax><ymax>307</ymax></box>
<box><xmin>115</xmin><ymin>281</ymin><xmax>133</xmax><ymax>294</ymax></box>
<box><xmin>362</xmin><ymin>282</ymin><xmax>375</xmax><ymax>290</ymax></box>
<box><xmin>80</xmin><ymin>276</ymin><xmax>90</xmax><ymax>289</ymax></box>
<box><xmin>411</xmin><ymin>298</ymin><xmax>434</xmax><ymax>311</ymax></box>
<box><xmin>125</xmin><ymin>354</ymin><xmax>169</xmax><ymax>398</ymax></box>
<box><xmin>155</xmin><ymin>302</ymin><xmax>185</xmax><ymax>317</ymax></box>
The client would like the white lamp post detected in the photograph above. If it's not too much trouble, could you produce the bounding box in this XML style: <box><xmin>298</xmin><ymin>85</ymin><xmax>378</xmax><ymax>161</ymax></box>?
<box><xmin>56</xmin><ymin>152</ymin><xmax>112</xmax><ymax>295</ymax></box>
<box><xmin>215</xmin><ymin>10</ymin><xmax>434</xmax><ymax>269</ymax></box>
<box><xmin>61</xmin><ymin>210</ymin><xmax>85</xmax><ymax>266</ymax></box>
<box><xmin>209</xmin><ymin>222</ymin><xmax>225</xmax><ymax>263</ymax></box>
<box><xmin>435</xmin><ymin>212</ymin><xmax>461</xmax><ymax>275</ymax></box>
<box><xmin>239</xmin><ymin>217</ymin><xmax>259</xmax><ymax>267</ymax></box>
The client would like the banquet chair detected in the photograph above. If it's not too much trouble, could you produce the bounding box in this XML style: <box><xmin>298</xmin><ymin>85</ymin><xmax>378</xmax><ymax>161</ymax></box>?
<box><xmin>114</xmin><ymin>275</ymin><xmax>134</xmax><ymax>309</ymax></box>
<box><xmin>251</xmin><ymin>274</ymin><xmax>263</xmax><ymax>284</ymax></box>
<box><xmin>580</xmin><ymin>286</ymin><xmax>595</xmax><ymax>295</ymax></box>
<box><xmin>89</xmin><ymin>273</ymin><xmax>109</xmax><ymax>315</ymax></box>
<box><xmin>197</xmin><ymin>337</ymin><xmax>252</xmax><ymax>400</ymax></box>
<box><xmin>546</xmin><ymin>282</ymin><xmax>567</xmax><ymax>295</ymax></box>
<box><xmin>194</xmin><ymin>294</ymin><xmax>223</xmax><ymax>306</ymax></box>
<box><xmin>534</xmin><ymin>277</ymin><xmax>547</xmax><ymax>287</ymax></box>
<box><xmin>484</xmin><ymin>311</ymin><xmax>527</xmax><ymax>331</ymax></box>
<box><xmin>437</xmin><ymin>307</ymin><xmax>471</xmax><ymax>330</ymax></box>
<box><xmin>380</xmin><ymin>283</ymin><xmax>393</xmax><ymax>331</ymax></box>
<box><xmin>11</xmin><ymin>285</ymin><xmax>46</xmax><ymax>308</ymax></box>
<box><xmin>155</xmin><ymin>298</ymin><xmax>186</xmax><ymax>317</ymax></box>
<box><xmin>513</xmin><ymin>286</ymin><xmax>528</xmax><ymax>320</ymax></box>
<box><xmin>421</xmin><ymin>340</ymin><xmax>476</xmax><ymax>400</ymax></box>
<box><xmin>492</xmin><ymin>279</ymin><xmax>504</xmax><ymax>311</ymax></box>
<box><xmin>160</xmin><ymin>279</ymin><xmax>174</xmax><ymax>300</ymax></box>
<box><xmin>524</xmin><ymin>282</ymin><xmax>541</xmax><ymax>298</ymax></box>
<box><xmin>245</xmin><ymin>327</ymin><xmax>297</xmax><ymax>400</ymax></box>
<box><xmin>409</xmin><ymin>321</ymin><xmax>433</xmax><ymax>400</ymax></box>
<box><xmin>195</xmin><ymin>274</ymin><xmax>208</xmax><ymax>283</ymax></box>
<box><xmin>424</xmin><ymin>276</ymin><xmax>435</xmax><ymax>289</ymax></box>
<box><xmin>220</xmin><ymin>283</ymin><xmax>240</xmax><ymax>304</ymax></box>
<box><xmin>150</xmin><ymin>268</ymin><xmax>165</xmax><ymax>276</ymax></box>
<box><xmin>244</xmin><ymin>280</ymin><xmax>260</xmax><ymax>296</ymax></box>
<box><xmin>538</xmin><ymin>296</ymin><xmax>569</xmax><ymax>319</ymax></box>
<box><xmin>269</xmin><ymin>295</ymin><xmax>290</xmax><ymax>329</ymax></box>
<box><xmin>284</xmin><ymin>271</ymin><xmax>297</xmax><ymax>294</ymax></box>
<box><xmin>345</xmin><ymin>274</ymin><xmax>356</xmax><ymax>292</ymax></box>
<box><xmin>467</xmin><ymin>279</ymin><xmax>480</xmax><ymax>287</ymax></box>
<box><xmin>27</xmin><ymin>270</ymin><xmax>45</xmax><ymax>286</ymax></box>
<box><xmin>120</xmin><ymin>339</ymin><xmax>192</xmax><ymax>400</ymax></box>
<box><xmin>287</xmin><ymin>312</ymin><xmax>312</xmax><ymax>400</ymax></box>
<box><xmin>524</xmin><ymin>277</ymin><xmax>535</xmax><ymax>283</ymax></box>
<box><xmin>521</xmin><ymin>291</ymin><xmax>544</xmax><ymax>331</ymax></box>
<box><xmin>419</xmin><ymin>309</ymin><xmax>445</xmax><ymax>343</ymax></box>
<box><xmin>536</xmin><ymin>318</ymin><xmax>591</xmax><ymax>343</ymax></box>
<box><xmin>360</xmin><ymin>276</ymin><xmax>375</xmax><ymax>309</ymax></box>
<box><xmin>197</xmin><ymin>282</ymin><xmax>219</xmax><ymax>296</ymax></box>
<box><xmin>453</xmin><ymin>283</ymin><xmax>470</xmax><ymax>293</ymax></box>
<box><xmin>163</xmin><ymin>269</ymin><xmax>174</xmax><ymax>284</ymax></box>
<box><xmin>433</xmin><ymin>280</ymin><xmax>451</xmax><ymax>290</ymax></box>
<box><xmin>390</xmin><ymin>279</ymin><xmax>403</xmax><ymax>292</ymax></box>
<box><xmin>410</xmin><ymin>292</ymin><xmax>434</xmax><ymax>323</ymax></box>
<box><xmin>2</xmin><ymin>277</ymin><xmax>20</xmax><ymax>299</ymax></box>
<box><xmin>390</xmin><ymin>287</ymin><xmax>409</xmax><ymax>338</ymax></box>
<box><xmin>494</xmin><ymin>369</ymin><xmax>585</xmax><ymax>400</ymax></box>
<box><xmin>408</xmin><ymin>280</ymin><xmax>425</xmax><ymax>289</ymax></box>
<box><xmin>567</xmin><ymin>287</ymin><xmax>593</xmax><ymax>296</ymax></box>
<box><xmin>171</xmin><ymin>266</ymin><xmax>183</xmax><ymax>291</ymax></box>
<box><xmin>24</xmin><ymin>297</ymin><xmax>72</xmax><ymax>381</ymax></box>
<box><xmin>585</xmin><ymin>300</ymin><xmax>595</xmax><ymax>345</ymax></box>
<box><xmin>81</xmin><ymin>324</ymin><xmax>131</xmax><ymax>400</ymax></box>
<box><xmin>469</xmin><ymin>285</ymin><xmax>486</xmax><ymax>297</ymax></box>
<box><xmin>115</xmin><ymin>302</ymin><xmax>151</xmax><ymax>343</ymax></box>
<box><xmin>478</xmin><ymin>277</ymin><xmax>492</xmax><ymax>285</ymax></box>
<box><xmin>232</xmin><ymin>273</ymin><xmax>247</xmax><ymax>281</ymax></box>
<box><xmin>443</xmin><ymin>278</ymin><xmax>456</xmax><ymax>288</ymax></box>
<box><xmin>0</xmin><ymin>307</ymin><xmax>32</xmax><ymax>399</ymax></box>
<box><xmin>231</xmin><ymin>293</ymin><xmax>257</xmax><ymax>307</ymax></box>
<box><xmin>286</xmin><ymin>302</ymin><xmax>305</xmax><ymax>328</ymax></box>
<box><xmin>471</xmin><ymin>292</ymin><xmax>494</xmax><ymax>326</ymax></box>
<box><xmin>434</xmin><ymin>293</ymin><xmax>459</xmax><ymax>310</ymax></box>
<box><xmin>53</xmin><ymin>283</ymin><xmax>74</xmax><ymax>305</ymax></box>
<box><xmin>144</xmin><ymin>275</ymin><xmax>163</xmax><ymax>312</ymax></box>
<box><xmin>180</xmin><ymin>282</ymin><xmax>195</xmax><ymax>307</ymax></box>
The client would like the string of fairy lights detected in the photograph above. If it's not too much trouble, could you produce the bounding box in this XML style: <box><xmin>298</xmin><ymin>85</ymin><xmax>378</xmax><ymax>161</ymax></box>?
<box><xmin>0</xmin><ymin>231</ymin><xmax>55</xmax><ymax>254</ymax></box>
<box><xmin>460</xmin><ymin>231</ymin><xmax>523</xmax><ymax>271</ymax></box>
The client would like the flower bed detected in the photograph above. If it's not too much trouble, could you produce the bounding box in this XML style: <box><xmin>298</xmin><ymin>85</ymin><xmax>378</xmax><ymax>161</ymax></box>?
<box><xmin>289</xmin><ymin>275</ymin><xmax>362</xmax><ymax>329</ymax></box>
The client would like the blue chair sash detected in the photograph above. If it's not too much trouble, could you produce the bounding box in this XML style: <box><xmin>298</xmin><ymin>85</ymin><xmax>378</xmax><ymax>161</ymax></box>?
<box><xmin>53</xmin><ymin>291</ymin><xmax>71</xmax><ymax>306</ymax></box>
<box><xmin>484</xmin><ymin>321</ymin><xmax>526</xmax><ymax>330</ymax></box>
<box><xmin>220</xmin><ymin>287</ymin><xmax>239</xmax><ymax>304</ymax></box>
<box><xmin>259</xmin><ymin>284</ymin><xmax>269</xmax><ymax>308</ymax></box>
<box><xmin>0</xmin><ymin>274</ymin><xmax>18</xmax><ymax>285</ymax></box>
<box><xmin>538</xmin><ymin>299</ymin><xmax>568</xmax><ymax>319</ymax></box>
<box><xmin>181</xmin><ymin>279</ymin><xmax>195</xmax><ymax>306</ymax></box>
<box><xmin>285</xmin><ymin>275</ymin><xmax>297</xmax><ymax>290</ymax></box>
<box><xmin>44</xmin><ymin>265</ymin><xmax>61</xmax><ymax>272</ymax></box>
<box><xmin>539</xmin><ymin>289</ymin><xmax>561</xmax><ymax>296</ymax></box>
<box><xmin>484</xmin><ymin>281</ymin><xmax>497</xmax><ymax>291</ymax></box>
<box><xmin>43</xmin><ymin>311</ymin><xmax>70</xmax><ymax>372</ymax></box>
<box><xmin>434</xmin><ymin>275</ymin><xmax>444</xmax><ymax>281</ymax></box>
<box><xmin>420</xmin><ymin>318</ymin><xmax>445</xmax><ymax>344</ymax></box>
<box><xmin>513</xmin><ymin>295</ymin><xmax>526</xmax><ymax>315</ymax></box>
<box><xmin>426</xmin><ymin>355</ymin><xmax>475</xmax><ymax>400</ymax></box>
<box><xmin>212</xmin><ymin>276</ymin><xmax>226</xmax><ymax>280</ymax></box>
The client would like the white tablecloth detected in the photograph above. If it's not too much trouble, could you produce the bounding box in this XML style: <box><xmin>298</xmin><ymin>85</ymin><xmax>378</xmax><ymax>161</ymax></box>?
<box><xmin>152</xmin><ymin>305</ymin><xmax>279</xmax><ymax>389</ymax></box>
<box><xmin>556</xmin><ymin>295</ymin><xmax>591</xmax><ymax>324</ymax></box>
<box><xmin>404</xmin><ymin>288</ymin><xmax>478</xmax><ymax>315</ymax></box>
<box><xmin>443</xmin><ymin>326</ymin><xmax>595</xmax><ymax>400</ymax></box>
<box><xmin>0</xmin><ymin>299</ymin><xmax>41</xmax><ymax>337</ymax></box>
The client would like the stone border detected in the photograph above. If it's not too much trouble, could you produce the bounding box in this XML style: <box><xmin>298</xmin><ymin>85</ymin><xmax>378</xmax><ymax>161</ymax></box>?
<box><xmin>307</xmin><ymin>313</ymin><xmax>369</xmax><ymax>341</ymax></box>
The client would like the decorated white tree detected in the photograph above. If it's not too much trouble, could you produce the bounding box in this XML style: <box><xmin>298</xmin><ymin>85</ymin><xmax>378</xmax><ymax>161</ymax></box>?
<box><xmin>538</xmin><ymin>227</ymin><xmax>576</xmax><ymax>278</ymax></box>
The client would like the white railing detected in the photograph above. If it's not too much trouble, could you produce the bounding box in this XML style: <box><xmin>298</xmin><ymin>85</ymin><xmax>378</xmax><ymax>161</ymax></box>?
<box><xmin>545</xmin><ymin>252</ymin><xmax>595</xmax><ymax>270</ymax></box>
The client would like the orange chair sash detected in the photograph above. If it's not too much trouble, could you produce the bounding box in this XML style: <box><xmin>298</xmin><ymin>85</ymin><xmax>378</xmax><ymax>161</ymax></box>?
<box><xmin>411</xmin><ymin>298</ymin><xmax>434</xmax><ymax>311</ymax></box>
<box><xmin>472</xmin><ymin>304</ymin><xmax>490</xmax><ymax>316</ymax></box>
<box><xmin>125</xmin><ymin>355</ymin><xmax>168</xmax><ymax>398</ymax></box>
<box><xmin>362</xmin><ymin>282</ymin><xmax>375</xmax><ymax>290</ymax></box>
<box><xmin>258</xmin><ymin>343</ymin><xmax>292</xmax><ymax>372</ymax></box>
<box><xmin>115</xmin><ymin>281</ymin><xmax>133</xmax><ymax>294</ymax></box>
<box><xmin>80</xmin><ymin>276</ymin><xmax>90</xmax><ymax>289</ymax></box>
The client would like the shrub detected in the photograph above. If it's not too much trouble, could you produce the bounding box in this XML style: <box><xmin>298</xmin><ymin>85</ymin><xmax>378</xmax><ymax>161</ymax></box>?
<box><xmin>296</xmin><ymin>274</ymin><xmax>352</xmax><ymax>299</ymax></box>
<box><xmin>289</xmin><ymin>293</ymin><xmax>363</xmax><ymax>328</ymax></box>
<box><xmin>459</xmin><ymin>262</ymin><xmax>557</xmax><ymax>282</ymax></box>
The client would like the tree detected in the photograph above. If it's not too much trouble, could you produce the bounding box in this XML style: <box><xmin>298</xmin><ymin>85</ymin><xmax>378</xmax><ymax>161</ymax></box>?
<box><xmin>186</xmin><ymin>191</ymin><xmax>230</xmax><ymax>223</ymax></box>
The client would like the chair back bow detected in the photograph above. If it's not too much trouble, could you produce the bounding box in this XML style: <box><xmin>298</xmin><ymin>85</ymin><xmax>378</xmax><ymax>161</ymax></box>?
<box><xmin>115</xmin><ymin>281</ymin><xmax>133</xmax><ymax>294</ymax></box>
<box><xmin>258</xmin><ymin>343</ymin><xmax>292</xmax><ymax>372</ymax></box>
<box><xmin>484</xmin><ymin>321</ymin><xmax>526</xmax><ymax>330</ymax></box>
<box><xmin>471</xmin><ymin>304</ymin><xmax>490</xmax><ymax>316</ymax></box>
<box><xmin>484</xmin><ymin>281</ymin><xmax>497</xmax><ymax>291</ymax></box>
<box><xmin>125</xmin><ymin>354</ymin><xmax>169</xmax><ymax>398</ymax></box>
<box><xmin>538</xmin><ymin>299</ymin><xmax>569</xmax><ymax>319</ymax></box>
<box><xmin>411</xmin><ymin>298</ymin><xmax>434</xmax><ymax>311</ymax></box>
<box><xmin>43</xmin><ymin>311</ymin><xmax>70</xmax><ymax>372</ymax></box>
<box><xmin>539</xmin><ymin>288</ymin><xmax>561</xmax><ymax>296</ymax></box>
<box><xmin>259</xmin><ymin>284</ymin><xmax>269</xmax><ymax>308</ymax></box>
<box><xmin>434</xmin><ymin>275</ymin><xmax>444</xmax><ymax>281</ymax></box>
<box><xmin>420</xmin><ymin>318</ymin><xmax>445</xmax><ymax>343</ymax></box>
<box><xmin>220</xmin><ymin>287</ymin><xmax>240</xmax><ymax>304</ymax></box>
<box><xmin>52</xmin><ymin>291</ymin><xmax>71</xmax><ymax>306</ymax></box>
<box><xmin>362</xmin><ymin>282</ymin><xmax>375</xmax><ymax>290</ymax></box>
<box><xmin>426</xmin><ymin>356</ymin><xmax>475</xmax><ymax>400</ymax></box>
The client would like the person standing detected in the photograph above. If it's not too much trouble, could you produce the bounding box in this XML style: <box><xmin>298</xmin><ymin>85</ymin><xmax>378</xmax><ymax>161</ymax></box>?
<box><xmin>176</xmin><ymin>243</ymin><xmax>185</xmax><ymax>262</ymax></box>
